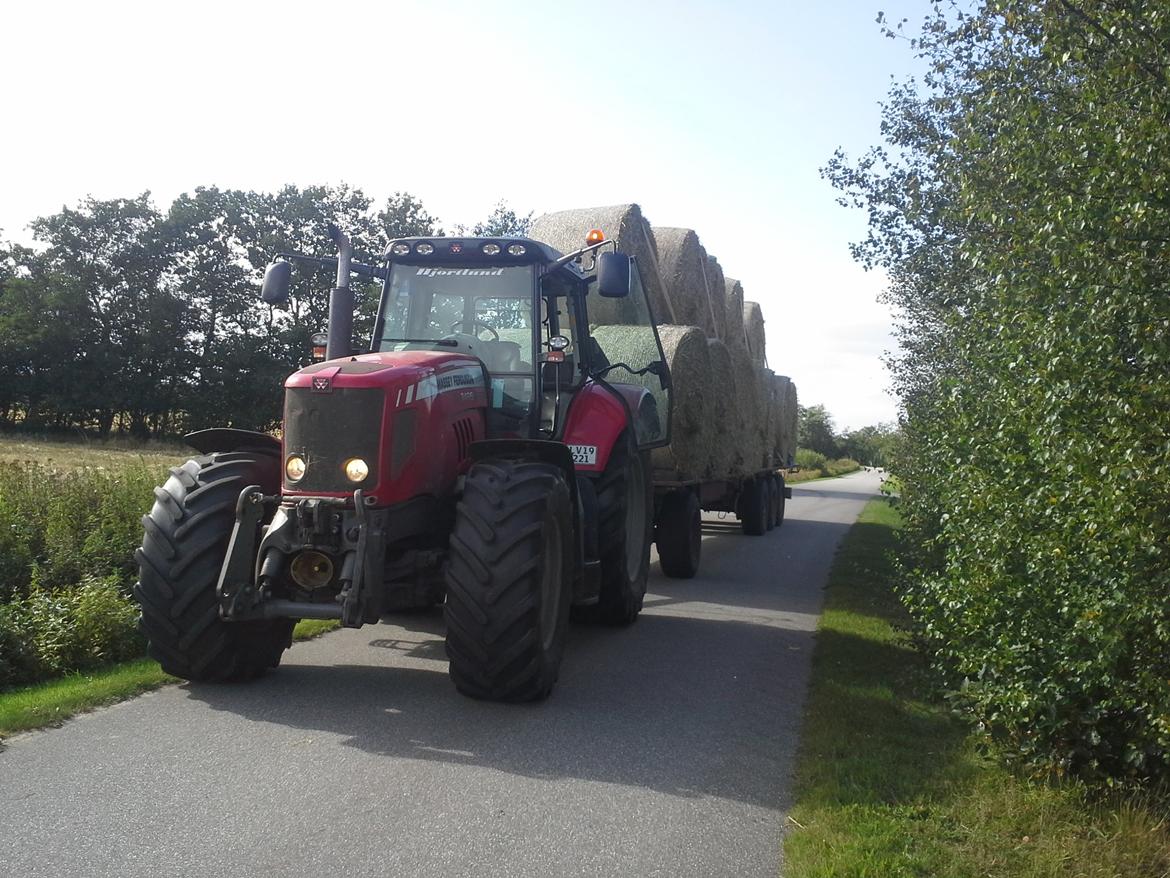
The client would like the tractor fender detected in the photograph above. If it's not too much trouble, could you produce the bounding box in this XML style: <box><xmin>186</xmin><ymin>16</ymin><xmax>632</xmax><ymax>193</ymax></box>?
<box><xmin>185</xmin><ymin>428</ymin><xmax>282</xmax><ymax>456</ymax></box>
<box><xmin>562</xmin><ymin>382</ymin><xmax>653</xmax><ymax>474</ymax></box>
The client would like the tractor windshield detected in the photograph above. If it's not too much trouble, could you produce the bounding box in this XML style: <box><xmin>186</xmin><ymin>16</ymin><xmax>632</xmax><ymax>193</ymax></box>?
<box><xmin>375</xmin><ymin>264</ymin><xmax>537</xmax><ymax>421</ymax></box>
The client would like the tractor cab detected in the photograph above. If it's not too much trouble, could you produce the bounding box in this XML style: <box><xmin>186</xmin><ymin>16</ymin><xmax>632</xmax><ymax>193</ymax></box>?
<box><xmin>372</xmin><ymin>235</ymin><xmax>670</xmax><ymax>446</ymax></box>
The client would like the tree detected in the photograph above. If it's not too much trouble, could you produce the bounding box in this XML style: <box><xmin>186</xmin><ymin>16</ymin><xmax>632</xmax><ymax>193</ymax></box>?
<box><xmin>838</xmin><ymin>424</ymin><xmax>898</xmax><ymax>467</ymax></box>
<box><xmin>29</xmin><ymin>194</ymin><xmax>186</xmax><ymax>436</ymax></box>
<box><xmin>798</xmin><ymin>404</ymin><xmax>838</xmax><ymax>457</ymax></box>
<box><xmin>825</xmin><ymin>1</ymin><xmax>1170</xmax><ymax>780</ymax></box>
<box><xmin>377</xmin><ymin>192</ymin><xmax>441</xmax><ymax>242</ymax></box>
<box><xmin>461</xmin><ymin>200</ymin><xmax>533</xmax><ymax>237</ymax></box>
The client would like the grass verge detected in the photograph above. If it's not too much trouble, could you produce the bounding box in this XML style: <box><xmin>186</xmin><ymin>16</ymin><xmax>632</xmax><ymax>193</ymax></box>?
<box><xmin>0</xmin><ymin>618</ymin><xmax>341</xmax><ymax>739</ymax></box>
<box><xmin>784</xmin><ymin>499</ymin><xmax>1170</xmax><ymax>877</ymax></box>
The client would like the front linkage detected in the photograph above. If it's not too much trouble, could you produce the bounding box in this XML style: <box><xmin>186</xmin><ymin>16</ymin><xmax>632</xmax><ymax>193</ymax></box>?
<box><xmin>217</xmin><ymin>487</ymin><xmax>388</xmax><ymax>628</ymax></box>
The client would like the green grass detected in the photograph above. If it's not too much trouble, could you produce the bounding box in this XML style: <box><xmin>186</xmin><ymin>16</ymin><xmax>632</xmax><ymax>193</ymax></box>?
<box><xmin>0</xmin><ymin>618</ymin><xmax>340</xmax><ymax>739</ymax></box>
<box><xmin>784</xmin><ymin>499</ymin><xmax>1170</xmax><ymax>877</ymax></box>
<box><xmin>0</xmin><ymin>659</ymin><xmax>174</xmax><ymax>737</ymax></box>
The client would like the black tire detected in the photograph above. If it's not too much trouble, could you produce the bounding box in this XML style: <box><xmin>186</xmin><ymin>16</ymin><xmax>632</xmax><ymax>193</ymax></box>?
<box><xmin>738</xmin><ymin>477</ymin><xmax>768</xmax><ymax>536</ymax></box>
<box><xmin>134</xmin><ymin>452</ymin><xmax>294</xmax><ymax>682</ymax></box>
<box><xmin>656</xmin><ymin>489</ymin><xmax>701</xmax><ymax>579</ymax></box>
<box><xmin>765</xmin><ymin>477</ymin><xmax>778</xmax><ymax>532</ymax></box>
<box><xmin>444</xmin><ymin>459</ymin><xmax>573</xmax><ymax>702</ymax></box>
<box><xmin>774</xmin><ymin>474</ymin><xmax>787</xmax><ymax>529</ymax></box>
<box><xmin>578</xmin><ymin>430</ymin><xmax>652</xmax><ymax>625</ymax></box>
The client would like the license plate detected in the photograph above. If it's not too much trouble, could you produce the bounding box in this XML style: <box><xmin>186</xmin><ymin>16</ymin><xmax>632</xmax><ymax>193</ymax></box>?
<box><xmin>570</xmin><ymin>445</ymin><xmax>597</xmax><ymax>465</ymax></box>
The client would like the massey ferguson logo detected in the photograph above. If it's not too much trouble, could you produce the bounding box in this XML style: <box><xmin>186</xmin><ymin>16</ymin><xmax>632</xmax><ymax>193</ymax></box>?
<box><xmin>311</xmin><ymin>375</ymin><xmax>332</xmax><ymax>393</ymax></box>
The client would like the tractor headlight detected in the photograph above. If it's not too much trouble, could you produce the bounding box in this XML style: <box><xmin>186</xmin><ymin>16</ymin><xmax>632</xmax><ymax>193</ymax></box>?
<box><xmin>344</xmin><ymin>458</ymin><xmax>369</xmax><ymax>483</ymax></box>
<box><xmin>507</xmin><ymin>243</ymin><xmax>526</xmax><ymax>256</ymax></box>
<box><xmin>286</xmin><ymin>455</ymin><xmax>307</xmax><ymax>482</ymax></box>
<box><xmin>390</xmin><ymin>242</ymin><xmax>410</xmax><ymax>256</ymax></box>
<box><xmin>415</xmin><ymin>242</ymin><xmax>435</xmax><ymax>255</ymax></box>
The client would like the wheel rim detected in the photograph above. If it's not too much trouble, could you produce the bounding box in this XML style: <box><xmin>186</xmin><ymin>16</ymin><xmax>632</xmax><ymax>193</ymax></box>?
<box><xmin>540</xmin><ymin>515</ymin><xmax>563</xmax><ymax>651</ymax></box>
<box><xmin>624</xmin><ymin>453</ymin><xmax>647</xmax><ymax>581</ymax></box>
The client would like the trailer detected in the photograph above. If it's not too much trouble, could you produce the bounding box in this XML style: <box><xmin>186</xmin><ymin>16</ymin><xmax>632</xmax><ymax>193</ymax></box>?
<box><xmin>651</xmin><ymin>465</ymin><xmax>792</xmax><ymax>579</ymax></box>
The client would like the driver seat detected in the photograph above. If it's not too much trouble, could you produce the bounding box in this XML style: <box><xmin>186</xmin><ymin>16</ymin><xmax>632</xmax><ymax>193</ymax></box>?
<box><xmin>480</xmin><ymin>340</ymin><xmax>522</xmax><ymax>373</ymax></box>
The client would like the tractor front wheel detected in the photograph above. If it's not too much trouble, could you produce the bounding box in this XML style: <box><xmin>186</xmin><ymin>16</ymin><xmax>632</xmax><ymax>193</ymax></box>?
<box><xmin>444</xmin><ymin>459</ymin><xmax>573</xmax><ymax>702</ymax></box>
<box><xmin>135</xmin><ymin>451</ymin><xmax>293</xmax><ymax>682</ymax></box>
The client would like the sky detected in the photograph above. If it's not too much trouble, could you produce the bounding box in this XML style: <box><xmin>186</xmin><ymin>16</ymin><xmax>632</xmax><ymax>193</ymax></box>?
<box><xmin>1</xmin><ymin>0</ymin><xmax>937</xmax><ymax>431</ymax></box>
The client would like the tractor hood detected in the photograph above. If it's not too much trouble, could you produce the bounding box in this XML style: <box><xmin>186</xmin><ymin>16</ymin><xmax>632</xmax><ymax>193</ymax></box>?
<box><xmin>282</xmin><ymin>350</ymin><xmax>488</xmax><ymax>502</ymax></box>
<box><xmin>287</xmin><ymin>349</ymin><xmax>485</xmax><ymax>395</ymax></box>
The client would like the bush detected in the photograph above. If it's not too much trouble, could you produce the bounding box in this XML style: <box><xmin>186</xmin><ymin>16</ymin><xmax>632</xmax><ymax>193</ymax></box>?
<box><xmin>0</xmin><ymin>576</ymin><xmax>143</xmax><ymax>690</ymax></box>
<box><xmin>0</xmin><ymin>460</ymin><xmax>159</xmax><ymax>690</ymax></box>
<box><xmin>795</xmin><ymin>449</ymin><xmax>827</xmax><ymax>471</ymax></box>
<box><xmin>792</xmin><ymin>450</ymin><xmax>861</xmax><ymax>480</ymax></box>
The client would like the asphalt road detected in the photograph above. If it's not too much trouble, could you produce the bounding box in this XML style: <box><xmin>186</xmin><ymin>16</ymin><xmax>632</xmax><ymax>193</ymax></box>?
<box><xmin>0</xmin><ymin>470</ymin><xmax>882</xmax><ymax>878</ymax></box>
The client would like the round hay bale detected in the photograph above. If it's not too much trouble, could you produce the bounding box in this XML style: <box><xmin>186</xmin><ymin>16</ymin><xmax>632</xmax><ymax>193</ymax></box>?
<box><xmin>771</xmin><ymin>374</ymin><xmax>793</xmax><ymax>465</ymax></box>
<box><xmin>744</xmin><ymin>301</ymin><xmax>767</xmax><ymax>367</ymax></box>
<box><xmin>729</xmin><ymin>344</ymin><xmax>765</xmax><ymax>474</ymax></box>
<box><xmin>590</xmin><ymin>324</ymin><xmax>711</xmax><ymax>481</ymax></box>
<box><xmin>528</xmin><ymin>204</ymin><xmax>674</xmax><ymax>325</ymax></box>
<box><xmin>724</xmin><ymin>278</ymin><xmax>748</xmax><ymax>353</ymax></box>
<box><xmin>705</xmin><ymin>255</ymin><xmax>727</xmax><ymax>343</ymax></box>
<box><xmin>652</xmin><ymin>227</ymin><xmax>716</xmax><ymax>336</ymax></box>
<box><xmin>706</xmin><ymin>339</ymin><xmax>737</xmax><ymax>480</ymax></box>
<box><xmin>784</xmin><ymin>379</ymin><xmax>799</xmax><ymax>467</ymax></box>
<box><xmin>760</xmin><ymin>367</ymin><xmax>777</xmax><ymax>468</ymax></box>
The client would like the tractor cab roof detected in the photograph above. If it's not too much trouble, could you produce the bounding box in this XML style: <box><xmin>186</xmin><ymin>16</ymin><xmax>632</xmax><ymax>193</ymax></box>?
<box><xmin>383</xmin><ymin>236</ymin><xmax>568</xmax><ymax>267</ymax></box>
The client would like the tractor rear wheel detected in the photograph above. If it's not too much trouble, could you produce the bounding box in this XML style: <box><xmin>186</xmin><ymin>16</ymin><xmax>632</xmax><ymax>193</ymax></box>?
<box><xmin>738</xmin><ymin>477</ymin><xmax>768</xmax><ymax>536</ymax></box>
<box><xmin>577</xmin><ymin>430</ymin><xmax>651</xmax><ymax>625</ymax></box>
<box><xmin>135</xmin><ymin>452</ymin><xmax>294</xmax><ymax>682</ymax></box>
<box><xmin>656</xmin><ymin>489</ymin><xmax>701</xmax><ymax>579</ymax></box>
<box><xmin>444</xmin><ymin>459</ymin><xmax>573</xmax><ymax>702</ymax></box>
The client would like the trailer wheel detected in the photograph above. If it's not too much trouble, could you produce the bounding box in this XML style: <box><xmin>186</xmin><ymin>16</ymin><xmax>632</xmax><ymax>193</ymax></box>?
<box><xmin>773</xmin><ymin>474</ymin><xmax>787</xmax><ymax>528</ymax></box>
<box><xmin>765</xmin><ymin>478</ymin><xmax>778</xmax><ymax>531</ymax></box>
<box><xmin>738</xmin><ymin>477</ymin><xmax>768</xmax><ymax>536</ymax></box>
<box><xmin>444</xmin><ymin>459</ymin><xmax>573</xmax><ymax>702</ymax></box>
<box><xmin>576</xmin><ymin>430</ymin><xmax>651</xmax><ymax>625</ymax></box>
<box><xmin>134</xmin><ymin>452</ymin><xmax>294</xmax><ymax>682</ymax></box>
<box><xmin>656</xmin><ymin>489</ymin><xmax>701</xmax><ymax>579</ymax></box>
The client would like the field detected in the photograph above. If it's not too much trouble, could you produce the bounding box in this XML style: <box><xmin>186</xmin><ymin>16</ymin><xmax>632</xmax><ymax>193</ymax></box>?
<box><xmin>0</xmin><ymin>435</ymin><xmax>190</xmax><ymax>471</ymax></box>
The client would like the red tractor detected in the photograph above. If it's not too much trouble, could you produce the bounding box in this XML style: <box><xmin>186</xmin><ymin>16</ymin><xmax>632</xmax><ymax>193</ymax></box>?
<box><xmin>136</xmin><ymin>225</ymin><xmax>672</xmax><ymax>701</ymax></box>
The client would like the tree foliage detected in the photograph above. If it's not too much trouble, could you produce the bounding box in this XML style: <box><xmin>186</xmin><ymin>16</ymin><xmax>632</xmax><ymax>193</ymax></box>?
<box><xmin>827</xmin><ymin>2</ymin><xmax>1170</xmax><ymax>781</ymax></box>
<box><xmin>0</xmin><ymin>186</ymin><xmax>513</xmax><ymax>437</ymax></box>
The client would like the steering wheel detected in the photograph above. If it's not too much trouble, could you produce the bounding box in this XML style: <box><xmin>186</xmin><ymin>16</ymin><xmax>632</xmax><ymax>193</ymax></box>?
<box><xmin>449</xmin><ymin>319</ymin><xmax>499</xmax><ymax>341</ymax></box>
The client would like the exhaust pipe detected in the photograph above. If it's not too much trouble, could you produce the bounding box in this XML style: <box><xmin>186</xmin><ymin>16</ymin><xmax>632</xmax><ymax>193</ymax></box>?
<box><xmin>326</xmin><ymin>222</ymin><xmax>354</xmax><ymax>360</ymax></box>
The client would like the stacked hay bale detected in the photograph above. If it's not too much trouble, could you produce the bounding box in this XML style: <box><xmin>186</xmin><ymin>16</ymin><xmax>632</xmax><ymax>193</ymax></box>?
<box><xmin>528</xmin><ymin>204</ymin><xmax>675</xmax><ymax>324</ymax></box>
<box><xmin>590</xmin><ymin>324</ymin><xmax>712</xmax><ymax>481</ymax></box>
<box><xmin>705</xmin><ymin>256</ymin><xmax>727</xmax><ymax>344</ymax></box>
<box><xmin>743</xmin><ymin>301</ymin><xmax>767</xmax><ymax>367</ymax></box>
<box><xmin>706</xmin><ymin>339</ymin><xmax>736</xmax><ymax>479</ymax></box>
<box><xmin>524</xmin><ymin>206</ymin><xmax>799</xmax><ymax>483</ymax></box>
<box><xmin>653</xmin><ymin>228</ymin><xmax>717</xmax><ymax>336</ymax></box>
<box><xmin>772</xmin><ymin>375</ymin><xmax>798</xmax><ymax>467</ymax></box>
<box><xmin>725</xmin><ymin>279</ymin><xmax>748</xmax><ymax>351</ymax></box>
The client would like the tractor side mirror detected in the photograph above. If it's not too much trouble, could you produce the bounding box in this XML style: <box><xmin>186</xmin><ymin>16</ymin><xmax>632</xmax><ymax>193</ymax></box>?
<box><xmin>596</xmin><ymin>252</ymin><xmax>631</xmax><ymax>298</ymax></box>
<box><xmin>261</xmin><ymin>260</ymin><xmax>292</xmax><ymax>306</ymax></box>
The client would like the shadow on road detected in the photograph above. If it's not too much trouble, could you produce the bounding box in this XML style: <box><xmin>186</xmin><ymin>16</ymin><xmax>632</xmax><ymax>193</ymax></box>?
<box><xmin>183</xmin><ymin>515</ymin><xmax>858</xmax><ymax>811</ymax></box>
